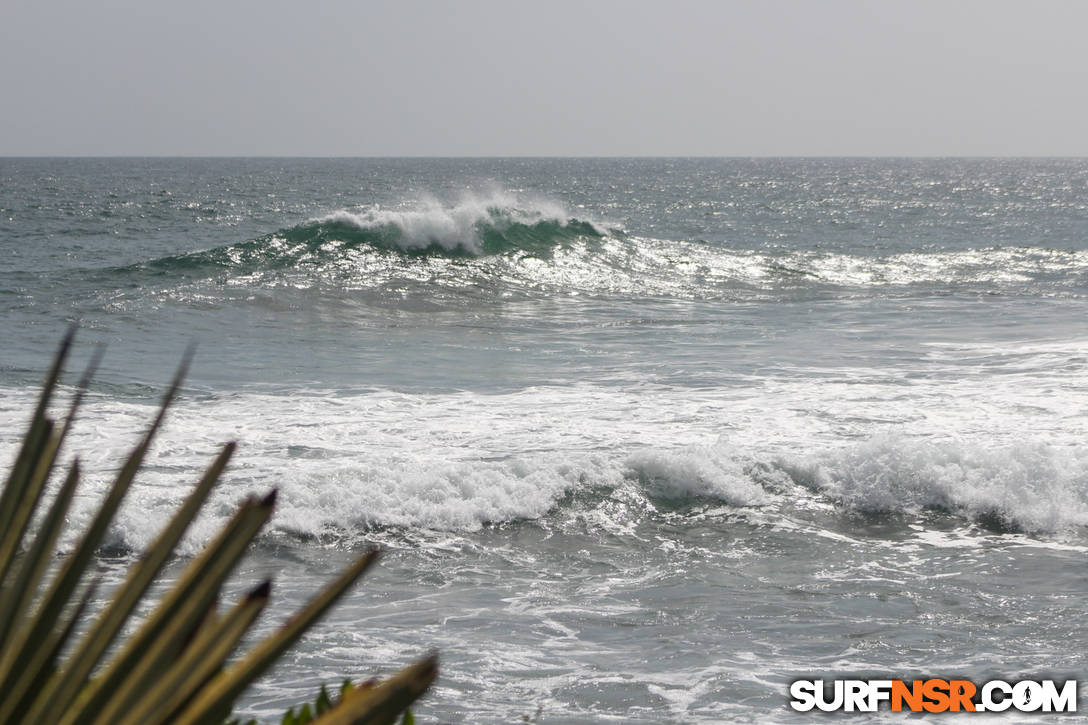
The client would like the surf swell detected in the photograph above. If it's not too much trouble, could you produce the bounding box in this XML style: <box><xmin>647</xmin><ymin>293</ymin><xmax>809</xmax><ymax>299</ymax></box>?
<box><xmin>780</xmin><ymin>435</ymin><xmax>1088</xmax><ymax>534</ymax></box>
<box><xmin>312</xmin><ymin>198</ymin><xmax>604</xmax><ymax>255</ymax></box>
<box><xmin>130</xmin><ymin>195</ymin><xmax>605</xmax><ymax>279</ymax></box>
<box><xmin>81</xmin><ymin>188</ymin><xmax>1088</xmax><ymax>308</ymax></box>
<box><xmin>119</xmin><ymin>238</ymin><xmax>1088</xmax><ymax>306</ymax></box>
<box><xmin>7</xmin><ymin>382</ymin><xmax>1088</xmax><ymax>554</ymax></box>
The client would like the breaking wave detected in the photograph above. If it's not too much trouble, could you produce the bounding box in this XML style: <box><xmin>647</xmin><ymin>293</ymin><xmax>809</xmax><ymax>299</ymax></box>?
<box><xmin>114</xmin><ymin>240</ymin><xmax>1088</xmax><ymax>307</ymax></box>
<box><xmin>130</xmin><ymin>195</ymin><xmax>606</xmax><ymax>278</ymax></box>
<box><xmin>6</xmin><ymin>382</ymin><xmax>1088</xmax><ymax>553</ymax></box>
<box><xmin>312</xmin><ymin>196</ymin><xmax>604</xmax><ymax>255</ymax></box>
<box><xmin>81</xmin><ymin>189</ymin><xmax>1088</xmax><ymax>305</ymax></box>
<box><xmin>782</xmin><ymin>435</ymin><xmax>1088</xmax><ymax>534</ymax></box>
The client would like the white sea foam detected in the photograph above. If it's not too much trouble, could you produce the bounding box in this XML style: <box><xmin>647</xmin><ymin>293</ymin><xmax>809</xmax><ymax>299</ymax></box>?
<box><xmin>250</xmin><ymin>235</ymin><xmax>1088</xmax><ymax>302</ymax></box>
<box><xmin>610</xmin><ymin>241</ymin><xmax>1088</xmax><ymax>296</ymax></box>
<box><xmin>782</xmin><ymin>435</ymin><xmax>1088</xmax><ymax>533</ymax></box>
<box><xmin>4</xmin><ymin>337</ymin><xmax>1088</xmax><ymax>551</ymax></box>
<box><xmin>626</xmin><ymin>444</ymin><xmax>767</xmax><ymax>507</ymax></box>
<box><xmin>1</xmin><ymin>384</ymin><xmax>765</xmax><ymax>551</ymax></box>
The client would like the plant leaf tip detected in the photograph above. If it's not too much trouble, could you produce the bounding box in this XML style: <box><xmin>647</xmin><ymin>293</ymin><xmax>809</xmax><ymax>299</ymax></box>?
<box><xmin>250</xmin><ymin>580</ymin><xmax>273</xmax><ymax>600</ymax></box>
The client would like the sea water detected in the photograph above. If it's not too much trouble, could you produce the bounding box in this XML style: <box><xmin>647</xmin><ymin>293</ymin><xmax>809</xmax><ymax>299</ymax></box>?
<box><xmin>2</xmin><ymin>158</ymin><xmax>1087</xmax><ymax>722</ymax></box>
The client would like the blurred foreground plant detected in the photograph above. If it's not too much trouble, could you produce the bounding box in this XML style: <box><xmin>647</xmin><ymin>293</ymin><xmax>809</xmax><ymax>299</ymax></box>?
<box><xmin>0</xmin><ymin>330</ymin><xmax>436</xmax><ymax>725</ymax></box>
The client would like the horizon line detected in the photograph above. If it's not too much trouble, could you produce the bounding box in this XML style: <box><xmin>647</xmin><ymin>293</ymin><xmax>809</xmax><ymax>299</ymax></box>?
<box><xmin>3</xmin><ymin>154</ymin><xmax>1088</xmax><ymax>160</ymax></box>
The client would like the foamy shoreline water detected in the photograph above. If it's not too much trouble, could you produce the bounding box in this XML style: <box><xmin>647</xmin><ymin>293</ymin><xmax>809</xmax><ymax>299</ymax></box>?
<box><xmin>4</xmin><ymin>157</ymin><xmax>1088</xmax><ymax>721</ymax></box>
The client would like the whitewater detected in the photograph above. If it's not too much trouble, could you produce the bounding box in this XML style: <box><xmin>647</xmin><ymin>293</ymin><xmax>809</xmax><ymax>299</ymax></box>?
<box><xmin>2</xmin><ymin>157</ymin><xmax>1087</xmax><ymax>722</ymax></box>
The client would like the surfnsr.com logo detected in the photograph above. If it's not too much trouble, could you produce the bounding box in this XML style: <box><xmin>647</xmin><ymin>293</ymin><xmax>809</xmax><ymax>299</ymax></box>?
<box><xmin>789</xmin><ymin>679</ymin><xmax>1077</xmax><ymax>713</ymax></box>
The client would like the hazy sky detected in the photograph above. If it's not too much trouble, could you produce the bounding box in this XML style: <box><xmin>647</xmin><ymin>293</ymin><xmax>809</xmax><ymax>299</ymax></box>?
<box><xmin>1</xmin><ymin>0</ymin><xmax>1085</xmax><ymax>156</ymax></box>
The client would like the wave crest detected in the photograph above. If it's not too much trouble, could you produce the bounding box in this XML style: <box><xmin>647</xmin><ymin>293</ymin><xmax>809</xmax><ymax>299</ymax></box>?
<box><xmin>782</xmin><ymin>435</ymin><xmax>1088</xmax><ymax>533</ymax></box>
<box><xmin>134</xmin><ymin>194</ymin><xmax>607</xmax><ymax>281</ymax></box>
<box><xmin>311</xmin><ymin>194</ymin><xmax>604</xmax><ymax>255</ymax></box>
<box><xmin>627</xmin><ymin>445</ymin><xmax>769</xmax><ymax>507</ymax></box>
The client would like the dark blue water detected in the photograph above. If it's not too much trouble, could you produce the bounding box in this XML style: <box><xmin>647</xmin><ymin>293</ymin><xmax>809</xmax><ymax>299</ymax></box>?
<box><xmin>3</xmin><ymin>158</ymin><xmax>1088</xmax><ymax>722</ymax></box>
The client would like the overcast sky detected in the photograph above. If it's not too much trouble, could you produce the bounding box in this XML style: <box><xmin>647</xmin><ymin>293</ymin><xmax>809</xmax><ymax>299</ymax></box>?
<box><xmin>1</xmin><ymin>0</ymin><xmax>1085</xmax><ymax>156</ymax></box>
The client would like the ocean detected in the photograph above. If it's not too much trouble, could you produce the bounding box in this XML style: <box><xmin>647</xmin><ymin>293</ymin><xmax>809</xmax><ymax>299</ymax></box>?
<box><xmin>2</xmin><ymin>157</ymin><xmax>1087</xmax><ymax>722</ymax></box>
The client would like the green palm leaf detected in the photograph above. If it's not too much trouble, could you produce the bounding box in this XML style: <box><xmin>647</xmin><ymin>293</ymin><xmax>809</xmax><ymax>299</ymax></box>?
<box><xmin>0</xmin><ymin>333</ymin><xmax>436</xmax><ymax>724</ymax></box>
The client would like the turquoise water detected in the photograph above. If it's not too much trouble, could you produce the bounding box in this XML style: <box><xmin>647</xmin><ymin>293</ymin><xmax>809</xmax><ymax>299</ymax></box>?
<box><xmin>2</xmin><ymin>158</ymin><xmax>1088</xmax><ymax>721</ymax></box>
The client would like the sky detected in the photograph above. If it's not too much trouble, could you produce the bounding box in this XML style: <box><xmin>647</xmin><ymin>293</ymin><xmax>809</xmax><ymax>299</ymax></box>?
<box><xmin>1</xmin><ymin>0</ymin><xmax>1086</xmax><ymax>157</ymax></box>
